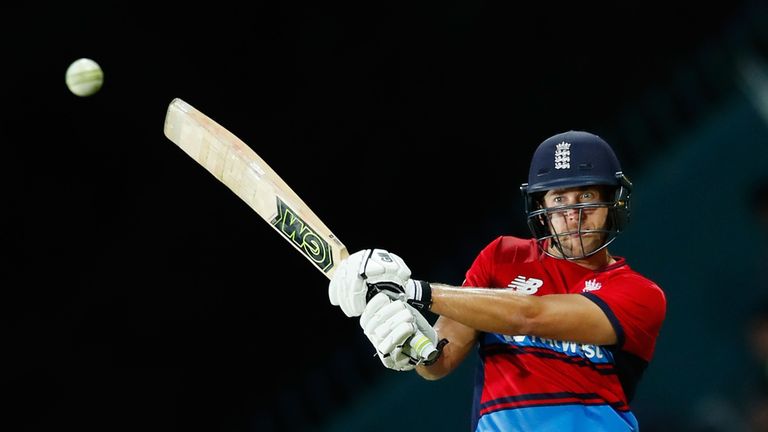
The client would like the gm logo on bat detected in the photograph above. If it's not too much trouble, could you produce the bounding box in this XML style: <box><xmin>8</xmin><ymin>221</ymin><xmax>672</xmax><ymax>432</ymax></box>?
<box><xmin>271</xmin><ymin>197</ymin><xmax>334</xmax><ymax>273</ymax></box>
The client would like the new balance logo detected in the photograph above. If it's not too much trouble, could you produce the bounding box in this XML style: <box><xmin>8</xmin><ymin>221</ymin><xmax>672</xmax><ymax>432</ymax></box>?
<box><xmin>508</xmin><ymin>276</ymin><xmax>543</xmax><ymax>295</ymax></box>
<box><xmin>583</xmin><ymin>279</ymin><xmax>602</xmax><ymax>292</ymax></box>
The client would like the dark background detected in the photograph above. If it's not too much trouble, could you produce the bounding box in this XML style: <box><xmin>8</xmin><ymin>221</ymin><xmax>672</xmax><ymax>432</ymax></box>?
<box><xmin>3</xmin><ymin>2</ymin><xmax>764</xmax><ymax>431</ymax></box>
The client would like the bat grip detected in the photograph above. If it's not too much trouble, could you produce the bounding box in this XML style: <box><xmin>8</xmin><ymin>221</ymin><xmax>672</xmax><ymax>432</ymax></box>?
<box><xmin>407</xmin><ymin>330</ymin><xmax>439</xmax><ymax>364</ymax></box>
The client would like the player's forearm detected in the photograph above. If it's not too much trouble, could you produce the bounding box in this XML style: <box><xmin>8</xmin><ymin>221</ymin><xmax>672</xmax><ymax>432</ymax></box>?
<box><xmin>429</xmin><ymin>283</ymin><xmax>537</xmax><ymax>336</ymax></box>
<box><xmin>427</xmin><ymin>283</ymin><xmax>617</xmax><ymax>345</ymax></box>
<box><xmin>416</xmin><ymin>355</ymin><xmax>453</xmax><ymax>380</ymax></box>
<box><xmin>416</xmin><ymin>316</ymin><xmax>477</xmax><ymax>380</ymax></box>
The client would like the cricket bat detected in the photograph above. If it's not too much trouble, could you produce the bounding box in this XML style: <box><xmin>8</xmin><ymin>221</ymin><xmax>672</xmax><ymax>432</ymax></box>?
<box><xmin>162</xmin><ymin>98</ymin><xmax>438</xmax><ymax>363</ymax></box>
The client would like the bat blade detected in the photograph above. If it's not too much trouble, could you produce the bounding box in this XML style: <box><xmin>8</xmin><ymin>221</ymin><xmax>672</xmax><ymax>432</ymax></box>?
<box><xmin>163</xmin><ymin>97</ymin><xmax>348</xmax><ymax>278</ymax></box>
<box><xmin>162</xmin><ymin>98</ymin><xmax>437</xmax><ymax>363</ymax></box>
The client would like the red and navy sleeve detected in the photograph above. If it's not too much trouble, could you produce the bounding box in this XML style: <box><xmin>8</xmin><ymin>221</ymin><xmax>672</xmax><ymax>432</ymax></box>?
<box><xmin>582</xmin><ymin>274</ymin><xmax>666</xmax><ymax>361</ymax></box>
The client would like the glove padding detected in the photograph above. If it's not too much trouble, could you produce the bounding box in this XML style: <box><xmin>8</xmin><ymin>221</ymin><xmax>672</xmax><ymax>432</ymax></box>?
<box><xmin>328</xmin><ymin>249</ymin><xmax>411</xmax><ymax>317</ymax></box>
<box><xmin>360</xmin><ymin>292</ymin><xmax>439</xmax><ymax>371</ymax></box>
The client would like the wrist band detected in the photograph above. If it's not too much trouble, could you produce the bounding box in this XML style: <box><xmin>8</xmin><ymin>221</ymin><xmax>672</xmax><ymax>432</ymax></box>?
<box><xmin>408</xmin><ymin>280</ymin><xmax>433</xmax><ymax>311</ymax></box>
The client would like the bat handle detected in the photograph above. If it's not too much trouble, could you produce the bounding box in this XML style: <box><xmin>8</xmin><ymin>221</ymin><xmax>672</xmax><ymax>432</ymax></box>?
<box><xmin>408</xmin><ymin>330</ymin><xmax>439</xmax><ymax>364</ymax></box>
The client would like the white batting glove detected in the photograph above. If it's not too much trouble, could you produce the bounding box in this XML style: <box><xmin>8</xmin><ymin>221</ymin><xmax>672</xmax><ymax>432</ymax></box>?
<box><xmin>328</xmin><ymin>249</ymin><xmax>411</xmax><ymax>317</ymax></box>
<box><xmin>360</xmin><ymin>293</ymin><xmax>440</xmax><ymax>371</ymax></box>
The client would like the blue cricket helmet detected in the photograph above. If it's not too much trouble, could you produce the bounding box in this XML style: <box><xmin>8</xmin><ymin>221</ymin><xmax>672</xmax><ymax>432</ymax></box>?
<box><xmin>525</xmin><ymin>130</ymin><xmax>624</xmax><ymax>192</ymax></box>
<box><xmin>520</xmin><ymin>131</ymin><xmax>632</xmax><ymax>259</ymax></box>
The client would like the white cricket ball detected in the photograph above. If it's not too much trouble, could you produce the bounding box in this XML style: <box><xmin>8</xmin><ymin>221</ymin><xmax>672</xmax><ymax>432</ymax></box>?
<box><xmin>65</xmin><ymin>58</ymin><xmax>104</xmax><ymax>97</ymax></box>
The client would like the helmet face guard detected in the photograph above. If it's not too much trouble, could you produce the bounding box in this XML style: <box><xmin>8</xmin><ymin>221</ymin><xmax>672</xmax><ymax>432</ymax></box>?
<box><xmin>520</xmin><ymin>131</ymin><xmax>632</xmax><ymax>260</ymax></box>
<box><xmin>522</xmin><ymin>175</ymin><xmax>631</xmax><ymax>260</ymax></box>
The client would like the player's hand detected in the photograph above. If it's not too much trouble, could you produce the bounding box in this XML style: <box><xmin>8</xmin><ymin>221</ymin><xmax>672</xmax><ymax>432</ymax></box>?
<box><xmin>328</xmin><ymin>249</ymin><xmax>411</xmax><ymax>317</ymax></box>
<box><xmin>360</xmin><ymin>293</ymin><xmax>440</xmax><ymax>371</ymax></box>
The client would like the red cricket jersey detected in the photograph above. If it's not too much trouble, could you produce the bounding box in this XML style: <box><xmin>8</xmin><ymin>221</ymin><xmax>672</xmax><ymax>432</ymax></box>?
<box><xmin>463</xmin><ymin>236</ymin><xmax>666</xmax><ymax>432</ymax></box>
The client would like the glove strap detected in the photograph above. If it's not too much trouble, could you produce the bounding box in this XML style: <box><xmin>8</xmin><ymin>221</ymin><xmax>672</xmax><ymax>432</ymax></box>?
<box><xmin>365</xmin><ymin>279</ymin><xmax>433</xmax><ymax>310</ymax></box>
<box><xmin>365</xmin><ymin>281</ymin><xmax>404</xmax><ymax>302</ymax></box>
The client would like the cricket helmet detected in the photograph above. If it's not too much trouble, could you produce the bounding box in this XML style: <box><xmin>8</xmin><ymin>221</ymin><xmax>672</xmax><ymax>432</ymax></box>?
<box><xmin>520</xmin><ymin>130</ymin><xmax>632</xmax><ymax>259</ymax></box>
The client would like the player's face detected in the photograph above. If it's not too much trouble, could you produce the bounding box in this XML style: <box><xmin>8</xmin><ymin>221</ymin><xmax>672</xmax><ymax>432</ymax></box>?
<box><xmin>542</xmin><ymin>186</ymin><xmax>609</xmax><ymax>258</ymax></box>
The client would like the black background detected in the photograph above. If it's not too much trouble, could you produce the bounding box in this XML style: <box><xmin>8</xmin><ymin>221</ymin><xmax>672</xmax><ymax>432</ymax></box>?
<box><xmin>3</xmin><ymin>2</ymin><xmax>750</xmax><ymax>431</ymax></box>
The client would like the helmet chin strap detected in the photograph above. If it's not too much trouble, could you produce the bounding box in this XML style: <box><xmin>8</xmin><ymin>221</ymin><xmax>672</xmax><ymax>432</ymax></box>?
<box><xmin>545</xmin><ymin>237</ymin><xmax>609</xmax><ymax>260</ymax></box>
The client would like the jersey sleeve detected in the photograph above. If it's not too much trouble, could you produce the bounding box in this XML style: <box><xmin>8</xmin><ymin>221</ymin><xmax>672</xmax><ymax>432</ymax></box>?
<box><xmin>582</xmin><ymin>274</ymin><xmax>666</xmax><ymax>361</ymax></box>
